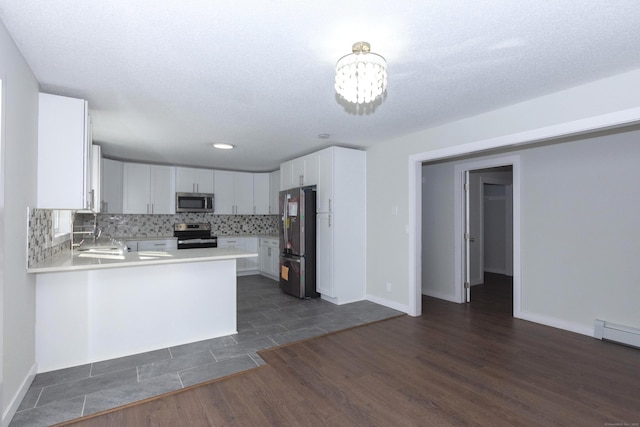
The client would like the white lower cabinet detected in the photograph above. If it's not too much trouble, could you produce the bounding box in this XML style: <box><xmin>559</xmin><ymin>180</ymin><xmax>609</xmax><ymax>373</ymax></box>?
<box><xmin>218</xmin><ymin>237</ymin><xmax>259</xmax><ymax>274</ymax></box>
<box><xmin>125</xmin><ymin>238</ymin><xmax>177</xmax><ymax>252</ymax></box>
<box><xmin>259</xmin><ymin>238</ymin><xmax>279</xmax><ymax>280</ymax></box>
<box><xmin>137</xmin><ymin>239</ymin><xmax>178</xmax><ymax>252</ymax></box>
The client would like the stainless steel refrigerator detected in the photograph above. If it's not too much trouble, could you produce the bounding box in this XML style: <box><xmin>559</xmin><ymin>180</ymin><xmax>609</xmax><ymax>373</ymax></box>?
<box><xmin>279</xmin><ymin>187</ymin><xmax>318</xmax><ymax>298</ymax></box>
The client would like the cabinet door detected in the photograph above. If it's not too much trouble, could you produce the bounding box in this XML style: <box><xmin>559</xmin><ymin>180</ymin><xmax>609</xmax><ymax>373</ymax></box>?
<box><xmin>259</xmin><ymin>239</ymin><xmax>269</xmax><ymax>273</ymax></box>
<box><xmin>253</xmin><ymin>173</ymin><xmax>270</xmax><ymax>214</ymax></box>
<box><xmin>122</xmin><ymin>163</ymin><xmax>151</xmax><ymax>214</ymax></box>
<box><xmin>150</xmin><ymin>165</ymin><xmax>175</xmax><ymax>214</ymax></box>
<box><xmin>175</xmin><ymin>167</ymin><xmax>197</xmax><ymax>193</ymax></box>
<box><xmin>176</xmin><ymin>167</ymin><xmax>214</xmax><ymax>193</ymax></box>
<box><xmin>280</xmin><ymin>161</ymin><xmax>294</xmax><ymax>190</ymax></box>
<box><xmin>316</xmin><ymin>148</ymin><xmax>334</xmax><ymax>213</ymax></box>
<box><xmin>269</xmin><ymin>170</ymin><xmax>280</xmax><ymax>214</ymax></box>
<box><xmin>268</xmin><ymin>240</ymin><xmax>280</xmax><ymax>277</ymax></box>
<box><xmin>242</xmin><ymin>237</ymin><xmax>259</xmax><ymax>271</ymax></box>
<box><xmin>37</xmin><ymin>93</ymin><xmax>90</xmax><ymax>209</ymax></box>
<box><xmin>194</xmin><ymin>169</ymin><xmax>214</xmax><ymax>194</ymax></box>
<box><xmin>316</xmin><ymin>213</ymin><xmax>334</xmax><ymax>297</ymax></box>
<box><xmin>234</xmin><ymin>172</ymin><xmax>254</xmax><ymax>214</ymax></box>
<box><xmin>302</xmin><ymin>153</ymin><xmax>319</xmax><ymax>187</ymax></box>
<box><xmin>214</xmin><ymin>171</ymin><xmax>236</xmax><ymax>214</ymax></box>
<box><xmin>291</xmin><ymin>158</ymin><xmax>305</xmax><ymax>187</ymax></box>
<box><xmin>219</xmin><ymin>238</ymin><xmax>246</xmax><ymax>271</ymax></box>
<box><xmin>101</xmin><ymin>158</ymin><xmax>123</xmax><ymax>213</ymax></box>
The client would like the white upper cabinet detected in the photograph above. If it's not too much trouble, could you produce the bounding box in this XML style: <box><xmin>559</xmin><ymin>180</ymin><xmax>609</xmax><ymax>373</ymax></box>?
<box><xmin>213</xmin><ymin>170</ymin><xmax>235</xmax><ymax>214</ymax></box>
<box><xmin>253</xmin><ymin>173</ymin><xmax>270</xmax><ymax>215</ymax></box>
<box><xmin>280</xmin><ymin>152</ymin><xmax>319</xmax><ymax>190</ymax></box>
<box><xmin>234</xmin><ymin>172</ymin><xmax>254</xmax><ymax>214</ymax></box>
<box><xmin>37</xmin><ymin>93</ymin><xmax>97</xmax><ymax>210</ymax></box>
<box><xmin>316</xmin><ymin>148</ymin><xmax>334</xmax><ymax>213</ymax></box>
<box><xmin>101</xmin><ymin>158</ymin><xmax>123</xmax><ymax>214</ymax></box>
<box><xmin>175</xmin><ymin>167</ymin><xmax>214</xmax><ymax>194</ymax></box>
<box><xmin>214</xmin><ymin>171</ymin><xmax>254</xmax><ymax>214</ymax></box>
<box><xmin>122</xmin><ymin>163</ymin><xmax>175</xmax><ymax>214</ymax></box>
<box><xmin>269</xmin><ymin>170</ymin><xmax>280</xmax><ymax>214</ymax></box>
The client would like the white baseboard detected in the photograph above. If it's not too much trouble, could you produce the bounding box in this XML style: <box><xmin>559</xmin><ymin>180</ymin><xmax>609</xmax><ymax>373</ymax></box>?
<box><xmin>366</xmin><ymin>293</ymin><xmax>410</xmax><ymax>314</ymax></box>
<box><xmin>516</xmin><ymin>311</ymin><xmax>592</xmax><ymax>337</ymax></box>
<box><xmin>3</xmin><ymin>362</ymin><xmax>37</xmax><ymax>427</ymax></box>
<box><xmin>421</xmin><ymin>289</ymin><xmax>461</xmax><ymax>304</ymax></box>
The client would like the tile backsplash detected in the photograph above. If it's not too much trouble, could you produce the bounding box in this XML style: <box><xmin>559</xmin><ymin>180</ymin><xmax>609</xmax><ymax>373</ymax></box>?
<box><xmin>76</xmin><ymin>212</ymin><xmax>279</xmax><ymax>239</ymax></box>
<box><xmin>29</xmin><ymin>209</ymin><xmax>279</xmax><ymax>267</ymax></box>
<box><xmin>28</xmin><ymin>208</ymin><xmax>71</xmax><ymax>266</ymax></box>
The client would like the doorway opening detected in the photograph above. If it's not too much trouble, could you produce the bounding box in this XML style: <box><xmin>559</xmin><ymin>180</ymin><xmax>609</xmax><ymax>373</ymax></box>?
<box><xmin>420</xmin><ymin>154</ymin><xmax>521</xmax><ymax>316</ymax></box>
<box><xmin>464</xmin><ymin>166</ymin><xmax>513</xmax><ymax>313</ymax></box>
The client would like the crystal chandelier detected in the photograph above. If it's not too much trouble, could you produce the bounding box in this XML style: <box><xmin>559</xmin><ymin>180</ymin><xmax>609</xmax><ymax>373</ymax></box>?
<box><xmin>335</xmin><ymin>41</ymin><xmax>387</xmax><ymax>104</ymax></box>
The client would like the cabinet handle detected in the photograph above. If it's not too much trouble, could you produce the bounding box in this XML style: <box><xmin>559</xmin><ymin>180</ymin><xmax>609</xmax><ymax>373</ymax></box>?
<box><xmin>253</xmin><ymin>206</ymin><xmax>256</xmax><ymax>214</ymax></box>
<box><xmin>299</xmin><ymin>174</ymin><xmax>304</xmax><ymax>186</ymax></box>
<box><xmin>329</xmin><ymin>198</ymin><xmax>332</xmax><ymax>212</ymax></box>
<box><xmin>196</xmin><ymin>183</ymin><xmax>199</xmax><ymax>193</ymax></box>
<box><xmin>329</xmin><ymin>214</ymin><xmax>331</xmax><ymax>228</ymax></box>
<box><xmin>87</xmin><ymin>189</ymin><xmax>95</xmax><ymax>210</ymax></box>
<box><xmin>268</xmin><ymin>247</ymin><xmax>271</xmax><ymax>256</ymax></box>
<box><xmin>147</xmin><ymin>203</ymin><xmax>150</xmax><ymax>214</ymax></box>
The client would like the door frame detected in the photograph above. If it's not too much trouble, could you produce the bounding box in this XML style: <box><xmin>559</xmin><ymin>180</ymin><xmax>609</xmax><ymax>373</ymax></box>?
<box><xmin>407</xmin><ymin>106</ymin><xmax>640</xmax><ymax>317</ymax></box>
<box><xmin>455</xmin><ymin>157</ymin><xmax>520</xmax><ymax>310</ymax></box>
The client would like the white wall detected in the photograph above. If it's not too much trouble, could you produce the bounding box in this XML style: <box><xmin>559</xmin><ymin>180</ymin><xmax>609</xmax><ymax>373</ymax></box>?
<box><xmin>0</xmin><ymin>20</ymin><xmax>39</xmax><ymax>425</ymax></box>
<box><xmin>366</xmin><ymin>68</ymin><xmax>640</xmax><ymax>316</ymax></box>
<box><xmin>420</xmin><ymin>131</ymin><xmax>640</xmax><ymax>333</ymax></box>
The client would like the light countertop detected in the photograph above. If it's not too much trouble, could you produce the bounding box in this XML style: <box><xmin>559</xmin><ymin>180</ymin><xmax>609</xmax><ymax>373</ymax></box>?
<box><xmin>28</xmin><ymin>247</ymin><xmax>258</xmax><ymax>274</ymax></box>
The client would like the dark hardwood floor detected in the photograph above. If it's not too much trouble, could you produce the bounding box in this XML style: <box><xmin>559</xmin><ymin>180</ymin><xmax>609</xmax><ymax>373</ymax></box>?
<box><xmin>58</xmin><ymin>276</ymin><xmax>640</xmax><ymax>426</ymax></box>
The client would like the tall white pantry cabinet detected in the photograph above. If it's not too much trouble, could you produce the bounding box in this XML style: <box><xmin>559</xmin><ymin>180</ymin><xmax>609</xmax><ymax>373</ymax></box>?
<box><xmin>315</xmin><ymin>147</ymin><xmax>366</xmax><ymax>305</ymax></box>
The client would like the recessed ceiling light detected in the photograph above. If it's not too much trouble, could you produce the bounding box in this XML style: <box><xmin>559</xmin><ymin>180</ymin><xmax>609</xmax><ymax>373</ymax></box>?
<box><xmin>318</xmin><ymin>133</ymin><xmax>330</xmax><ymax>139</ymax></box>
<box><xmin>213</xmin><ymin>143</ymin><xmax>235</xmax><ymax>150</ymax></box>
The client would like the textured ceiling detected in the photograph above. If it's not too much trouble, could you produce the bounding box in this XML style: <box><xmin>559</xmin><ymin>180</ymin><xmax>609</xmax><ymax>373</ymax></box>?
<box><xmin>1</xmin><ymin>1</ymin><xmax>640</xmax><ymax>172</ymax></box>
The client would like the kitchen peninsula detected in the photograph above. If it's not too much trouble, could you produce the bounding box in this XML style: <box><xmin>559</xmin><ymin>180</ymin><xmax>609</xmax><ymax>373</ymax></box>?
<box><xmin>29</xmin><ymin>247</ymin><xmax>258</xmax><ymax>372</ymax></box>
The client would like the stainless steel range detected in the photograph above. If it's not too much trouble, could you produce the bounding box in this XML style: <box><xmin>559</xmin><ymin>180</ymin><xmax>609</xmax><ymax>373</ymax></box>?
<box><xmin>173</xmin><ymin>223</ymin><xmax>218</xmax><ymax>249</ymax></box>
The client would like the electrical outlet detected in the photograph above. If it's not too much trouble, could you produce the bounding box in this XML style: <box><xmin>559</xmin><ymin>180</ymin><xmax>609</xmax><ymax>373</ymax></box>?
<box><xmin>386</xmin><ymin>282</ymin><xmax>392</xmax><ymax>292</ymax></box>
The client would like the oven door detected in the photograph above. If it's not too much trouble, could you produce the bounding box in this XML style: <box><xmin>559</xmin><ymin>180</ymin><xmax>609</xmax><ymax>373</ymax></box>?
<box><xmin>177</xmin><ymin>238</ymin><xmax>218</xmax><ymax>249</ymax></box>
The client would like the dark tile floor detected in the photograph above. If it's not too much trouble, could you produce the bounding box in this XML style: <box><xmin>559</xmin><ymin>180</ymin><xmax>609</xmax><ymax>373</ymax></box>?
<box><xmin>10</xmin><ymin>275</ymin><xmax>402</xmax><ymax>426</ymax></box>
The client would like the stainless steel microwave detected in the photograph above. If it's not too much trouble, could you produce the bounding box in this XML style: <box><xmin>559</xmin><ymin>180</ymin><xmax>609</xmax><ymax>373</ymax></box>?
<box><xmin>175</xmin><ymin>192</ymin><xmax>214</xmax><ymax>213</ymax></box>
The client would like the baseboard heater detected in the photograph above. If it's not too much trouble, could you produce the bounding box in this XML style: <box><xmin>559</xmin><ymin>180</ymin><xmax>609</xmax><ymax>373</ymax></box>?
<box><xmin>594</xmin><ymin>319</ymin><xmax>640</xmax><ymax>349</ymax></box>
